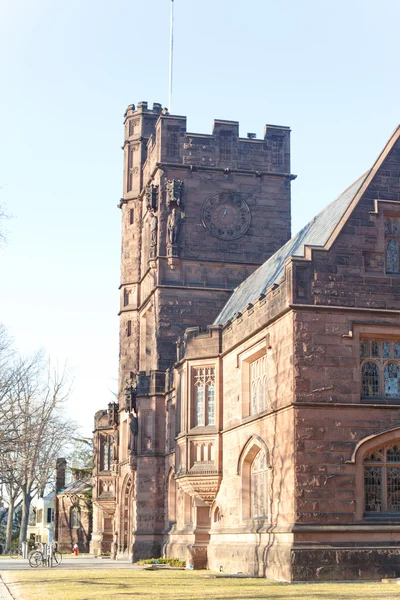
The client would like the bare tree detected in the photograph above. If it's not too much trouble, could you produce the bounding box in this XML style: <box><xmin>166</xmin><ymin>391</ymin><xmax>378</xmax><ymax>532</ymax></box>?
<box><xmin>0</xmin><ymin>352</ymin><xmax>75</xmax><ymax>545</ymax></box>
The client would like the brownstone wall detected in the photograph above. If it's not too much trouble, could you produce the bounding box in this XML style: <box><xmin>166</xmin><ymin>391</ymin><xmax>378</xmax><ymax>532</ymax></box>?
<box><xmin>56</xmin><ymin>494</ymin><xmax>92</xmax><ymax>553</ymax></box>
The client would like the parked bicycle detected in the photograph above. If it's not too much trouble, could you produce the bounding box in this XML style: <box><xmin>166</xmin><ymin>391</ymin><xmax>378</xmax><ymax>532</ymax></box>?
<box><xmin>29</xmin><ymin>546</ymin><xmax>62</xmax><ymax>568</ymax></box>
<box><xmin>7</xmin><ymin>546</ymin><xmax>23</xmax><ymax>559</ymax></box>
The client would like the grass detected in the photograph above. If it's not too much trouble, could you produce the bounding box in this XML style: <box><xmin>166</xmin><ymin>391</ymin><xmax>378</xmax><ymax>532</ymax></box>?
<box><xmin>1</xmin><ymin>569</ymin><xmax>400</xmax><ymax>600</ymax></box>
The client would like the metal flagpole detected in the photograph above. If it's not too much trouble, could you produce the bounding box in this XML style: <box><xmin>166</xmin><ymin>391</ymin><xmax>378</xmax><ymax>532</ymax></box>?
<box><xmin>169</xmin><ymin>0</ymin><xmax>174</xmax><ymax>113</ymax></box>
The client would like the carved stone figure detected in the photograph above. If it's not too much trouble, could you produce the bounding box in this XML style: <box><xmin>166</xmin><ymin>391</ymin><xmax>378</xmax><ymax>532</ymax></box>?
<box><xmin>128</xmin><ymin>412</ymin><xmax>139</xmax><ymax>454</ymax></box>
<box><xmin>145</xmin><ymin>184</ymin><xmax>158</xmax><ymax>212</ymax></box>
<box><xmin>149</xmin><ymin>212</ymin><xmax>158</xmax><ymax>247</ymax></box>
<box><xmin>167</xmin><ymin>208</ymin><xmax>181</xmax><ymax>245</ymax></box>
<box><xmin>112</xmin><ymin>424</ymin><xmax>119</xmax><ymax>461</ymax></box>
<box><xmin>166</xmin><ymin>179</ymin><xmax>184</xmax><ymax>208</ymax></box>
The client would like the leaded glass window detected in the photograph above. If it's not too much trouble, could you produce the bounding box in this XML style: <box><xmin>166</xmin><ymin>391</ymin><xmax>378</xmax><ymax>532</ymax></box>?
<box><xmin>361</xmin><ymin>362</ymin><xmax>380</xmax><ymax>397</ymax></box>
<box><xmin>384</xmin><ymin>363</ymin><xmax>400</xmax><ymax>398</ymax></box>
<box><xmin>250</xmin><ymin>355</ymin><xmax>268</xmax><ymax>415</ymax></box>
<box><xmin>387</xmin><ymin>239</ymin><xmax>399</xmax><ymax>273</ymax></box>
<box><xmin>364</xmin><ymin>466</ymin><xmax>382</xmax><ymax>512</ymax></box>
<box><xmin>195</xmin><ymin>385</ymin><xmax>205</xmax><ymax>426</ymax></box>
<box><xmin>251</xmin><ymin>451</ymin><xmax>268</xmax><ymax>518</ymax></box>
<box><xmin>393</xmin><ymin>220</ymin><xmax>399</xmax><ymax>235</ymax></box>
<box><xmin>71</xmin><ymin>506</ymin><xmax>81</xmax><ymax>528</ymax></box>
<box><xmin>385</xmin><ymin>219</ymin><xmax>391</xmax><ymax>234</ymax></box>
<box><xmin>207</xmin><ymin>383</ymin><xmax>215</xmax><ymax>426</ymax></box>
<box><xmin>193</xmin><ymin>367</ymin><xmax>216</xmax><ymax>427</ymax></box>
<box><xmin>364</xmin><ymin>444</ymin><xmax>400</xmax><ymax>513</ymax></box>
<box><xmin>360</xmin><ymin>340</ymin><xmax>400</xmax><ymax>400</ymax></box>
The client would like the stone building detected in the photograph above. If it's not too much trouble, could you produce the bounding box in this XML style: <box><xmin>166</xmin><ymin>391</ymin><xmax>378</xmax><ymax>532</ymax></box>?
<box><xmin>92</xmin><ymin>102</ymin><xmax>400</xmax><ymax>580</ymax></box>
<box><xmin>54</xmin><ymin>458</ymin><xmax>92</xmax><ymax>553</ymax></box>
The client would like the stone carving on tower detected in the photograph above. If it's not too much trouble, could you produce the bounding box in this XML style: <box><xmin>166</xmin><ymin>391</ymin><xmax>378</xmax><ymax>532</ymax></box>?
<box><xmin>148</xmin><ymin>211</ymin><xmax>158</xmax><ymax>260</ymax></box>
<box><xmin>166</xmin><ymin>208</ymin><xmax>183</xmax><ymax>258</ymax></box>
<box><xmin>145</xmin><ymin>184</ymin><xmax>158</xmax><ymax>212</ymax></box>
<box><xmin>166</xmin><ymin>179</ymin><xmax>184</xmax><ymax>208</ymax></box>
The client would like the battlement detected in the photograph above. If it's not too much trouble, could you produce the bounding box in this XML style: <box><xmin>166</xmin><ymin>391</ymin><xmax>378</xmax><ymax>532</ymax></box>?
<box><xmin>177</xmin><ymin>325</ymin><xmax>222</xmax><ymax>362</ymax></box>
<box><xmin>122</xmin><ymin>101</ymin><xmax>292</xmax><ymax>198</ymax></box>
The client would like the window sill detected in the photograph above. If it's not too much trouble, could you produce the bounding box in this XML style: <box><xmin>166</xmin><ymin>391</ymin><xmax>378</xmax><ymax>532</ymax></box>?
<box><xmin>188</xmin><ymin>425</ymin><xmax>219</xmax><ymax>434</ymax></box>
<box><xmin>362</xmin><ymin>514</ymin><xmax>400</xmax><ymax>522</ymax></box>
<box><xmin>361</xmin><ymin>397</ymin><xmax>400</xmax><ymax>405</ymax></box>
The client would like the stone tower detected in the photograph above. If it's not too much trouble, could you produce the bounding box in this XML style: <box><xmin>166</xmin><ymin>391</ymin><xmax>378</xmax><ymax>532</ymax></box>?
<box><xmin>113</xmin><ymin>101</ymin><xmax>295</xmax><ymax>559</ymax></box>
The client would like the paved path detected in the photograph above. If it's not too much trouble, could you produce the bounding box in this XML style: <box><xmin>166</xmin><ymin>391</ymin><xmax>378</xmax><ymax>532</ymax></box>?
<box><xmin>0</xmin><ymin>577</ymin><xmax>14</xmax><ymax>600</ymax></box>
<box><xmin>0</xmin><ymin>557</ymin><xmax>142</xmax><ymax>599</ymax></box>
<box><xmin>0</xmin><ymin>556</ymin><xmax>139</xmax><ymax>571</ymax></box>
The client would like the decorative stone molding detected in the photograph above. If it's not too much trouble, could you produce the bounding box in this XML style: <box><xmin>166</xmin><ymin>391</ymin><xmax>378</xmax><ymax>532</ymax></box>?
<box><xmin>175</xmin><ymin>472</ymin><xmax>222</xmax><ymax>504</ymax></box>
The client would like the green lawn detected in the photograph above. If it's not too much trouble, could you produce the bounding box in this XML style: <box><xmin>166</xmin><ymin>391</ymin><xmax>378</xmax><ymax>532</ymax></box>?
<box><xmin>1</xmin><ymin>569</ymin><xmax>400</xmax><ymax>600</ymax></box>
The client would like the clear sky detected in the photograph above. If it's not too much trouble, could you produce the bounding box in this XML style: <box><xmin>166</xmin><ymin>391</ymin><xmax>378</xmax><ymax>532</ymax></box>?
<box><xmin>0</xmin><ymin>0</ymin><xmax>399</xmax><ymax>435</ymax></box>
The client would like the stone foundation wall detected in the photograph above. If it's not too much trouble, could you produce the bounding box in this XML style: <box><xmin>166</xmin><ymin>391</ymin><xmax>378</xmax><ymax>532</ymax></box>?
<box><xmin>291</xmin><ymin>546</ymin><xmax>400</xmax><ymax>581</ymax></box>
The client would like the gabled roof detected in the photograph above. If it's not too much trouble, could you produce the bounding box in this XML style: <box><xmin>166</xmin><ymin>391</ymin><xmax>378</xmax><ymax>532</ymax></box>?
<box><xmin>214</xmin><ymin>173</ymin><xmax>368</xmax><ymax>325</ymax></box>
<box><xmin>58</xmin><ymin>478</ymin><xmax>92</xmax><ymax>496</ymax></box>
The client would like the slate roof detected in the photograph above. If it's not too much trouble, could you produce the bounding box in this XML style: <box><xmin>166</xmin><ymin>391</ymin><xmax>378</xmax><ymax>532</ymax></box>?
<box><xmin>58</xmin><ymin>477</ymin><xmax>92</xmax><ymax>496</ymax></box>
<box><xmin>214</xmin><ymin>172</ymin><xmax>368</xmax><ymax>325</ymax></box>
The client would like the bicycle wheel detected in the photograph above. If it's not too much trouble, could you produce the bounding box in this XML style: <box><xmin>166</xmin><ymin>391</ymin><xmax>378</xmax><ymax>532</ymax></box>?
<box><xmin>10</xmin><ymin>548</ymin><xmax>20</xmax><ymax>559</ymax></box>
<box><xmin>53</xmin><ymin>551</ymin><xmax>62</xmax><ymax>566</ymax></box>
<box><xmin>29</xmin><ymin>551</ymin><xmax>43</xmax><ymax>568</ymax></box>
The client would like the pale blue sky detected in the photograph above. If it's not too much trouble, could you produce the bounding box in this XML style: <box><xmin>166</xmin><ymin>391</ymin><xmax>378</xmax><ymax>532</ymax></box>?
<box><xmin>0</xmin><ymin>0</ymin><xmax>399</xmax><ymax>434</ymax></box>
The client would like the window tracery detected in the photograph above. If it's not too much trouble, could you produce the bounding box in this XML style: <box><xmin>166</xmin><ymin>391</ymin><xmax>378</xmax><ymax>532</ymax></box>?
<box><xmin>364</xmin><ymin>443</ymin><xmax>400</xmax><ymax>513</ymax></box>
<box><xmin>251</xmin><ymin>450</ymin><xmax>268</xmax><ymax>518</ymax></box>
<box><xmin>193</xmin><ymin>367</ymin><xmax>216</xmax><ymax>427</ymax></box>
<box><xmin>360</xmin><ymin>340</ymin><xmax>400</xmax><ymax>400</ymax></box>
<box><xmin>71</xmin><ymin>506</ymin><xmax>81</xmax><ymax>528</ymax></box>
<box><xmin>250</xmin><ymin>355</ymin><xmax>268</xmax><ymax>415</ymax></box>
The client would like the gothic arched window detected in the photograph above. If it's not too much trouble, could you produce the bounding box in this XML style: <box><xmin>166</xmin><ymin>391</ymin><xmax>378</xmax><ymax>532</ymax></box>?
<box><xmin>193</xmin><ymin>367</ymin><xmax>216</xmax><ymax>427</ymax></box>
<box><xmin>250</xmin><ymin>355</ymin><xmax>267</xmax><ymax>416</ymax></box>
<box><xmin>361</xmin><ymin>340</ymin><xmax>400</xmax><ymax>400</ymax></box>
<box><xmin>386</xmin><ymin>239</ymin><xmax>399</xmax><ymax>273</ymax></box>
<box><xmin>361</xmin><ymin>361</ymin><xmax>380</xmax><ymax>397</ymax></box>
<box><xmin>364</xmin><ymin>444</ymin><xmax>400</xmax><ymax>513</ymax></box>
<box><xmin>251</xmin><ymin>451</ymin><xmax>268</xmax><ymax>518</ymax></box>
<box><xmin>71</xmin><ymin>506</ymin><xmax>81</xmax><ymax>528</ymax></box>
<box><xmin>384</xmin><ymin>362</ymin><xmax>400</xmax><ymax>398</ymax></box>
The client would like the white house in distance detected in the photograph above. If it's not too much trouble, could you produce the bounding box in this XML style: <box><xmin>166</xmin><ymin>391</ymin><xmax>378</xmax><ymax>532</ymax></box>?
<box><xmin>27</xmin><ymin>493</ymin><xmax>54</xmax><ymax>545</ymax></box>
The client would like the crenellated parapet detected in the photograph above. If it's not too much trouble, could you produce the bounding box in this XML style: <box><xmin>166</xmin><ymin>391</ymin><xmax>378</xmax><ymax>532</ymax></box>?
<box><xmin>177</xmin><ymin>325</ymin><xmax>222</xmax><ymax>362</ymax></box>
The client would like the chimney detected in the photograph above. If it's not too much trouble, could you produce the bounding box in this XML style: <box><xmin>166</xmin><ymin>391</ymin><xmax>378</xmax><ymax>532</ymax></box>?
<box><xmin>55</xmin><ymin>458</ymin><xmax>67</xmax><ymax>492</ymax></box>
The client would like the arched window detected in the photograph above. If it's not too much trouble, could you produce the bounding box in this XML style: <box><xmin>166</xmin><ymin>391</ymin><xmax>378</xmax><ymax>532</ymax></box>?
<box><xmin>384</xmin><ymin>363</ymin><xmax>400</xmax><ymax>398</ymax></box>
<box><xmin>103</xmin><ymin>436</ymin><xmax>113</xmax><ymax>471</ymax></box>
<box><xmin>250</xmin><ymin>355</ymin><xmax>267</xmax><ymax>416</ymax></box>
<box><xmin>360</xmin><ymin>340</ymin><xmax>400</xmax><ymax>400</ymax></box>
<box><xmin>239</xmin><ymin>437</ymin><xmax>270</xmax><ymax>521</ymax></box>
<box><xmin>71</xmin><ymin>506</ymin><xmax>81</xmax><ymax>528</ymax></box>
<box><xmin>361</xmin><ymin>361</ymin><xmax>380</xmax><ymax>397</ymax></box>
<box><xmin>213</xmin><ymin>507</ymin><xmax>222</xmax><ymax>522</ymax></box>
<box><xmin>386</xmin><ymin>239</ymin><xmax>399</xmax><ymax>273</ymax></box>
<box><xmin>167</xmin><ymin>470</ymin><xmax>176</xmax><ymax>525</ymax></box>
<box><xmin>251</xmin><ymin>451</ymin><xmax>268</xmax><ymax>518</ymax></box>
<box><xmin>364</xmin><ymin>444</ymin><xmax>400</xmax><ymax>513</ymax></box>
<box><xmin>193</xmin><ymin>367</ymin><xmax>215</xmax><ymax>427</ymax></box>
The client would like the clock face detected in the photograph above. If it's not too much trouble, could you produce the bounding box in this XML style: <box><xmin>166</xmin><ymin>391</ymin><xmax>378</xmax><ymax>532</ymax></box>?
<box><xmin>202</xmin><ymin>192</ymin><xmax>251</xmax><ymax>240</ymax></box>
